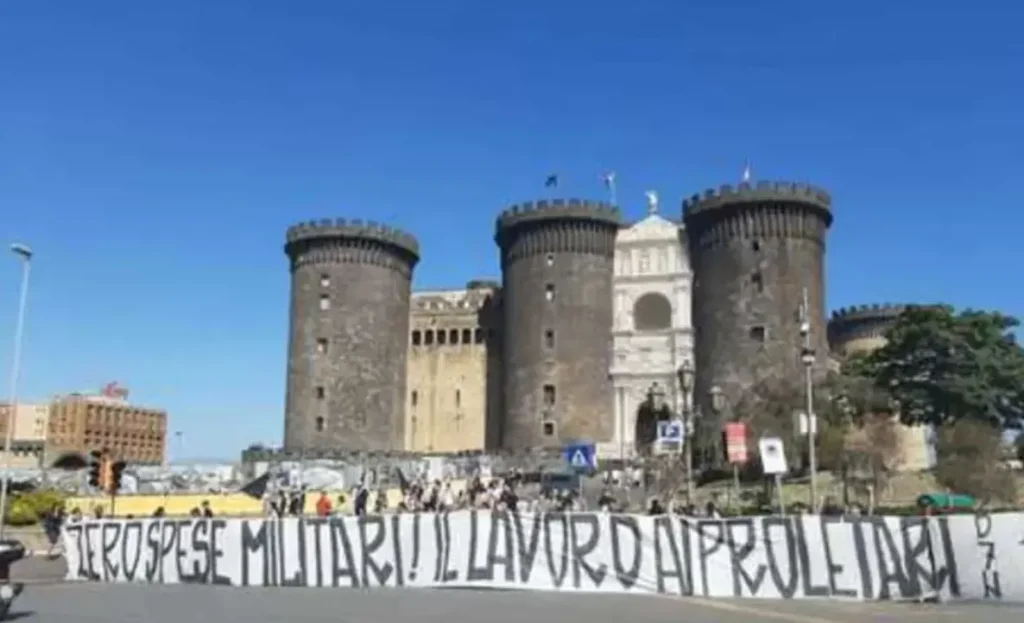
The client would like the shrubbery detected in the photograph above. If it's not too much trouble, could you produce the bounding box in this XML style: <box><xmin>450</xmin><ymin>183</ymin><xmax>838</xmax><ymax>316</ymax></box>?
<box><xmin>3</xmin><ymin>489</ymin><xmax>66</xmax><ymax>527</ymax></box>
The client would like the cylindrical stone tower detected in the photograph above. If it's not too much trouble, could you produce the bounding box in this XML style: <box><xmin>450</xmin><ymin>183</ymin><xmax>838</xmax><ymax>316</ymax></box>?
<box><xmin>495</xmin><ymin>199</ymin><xmax>621</xmax><ymax>450</ymax></box>
<box><xmin>827</xmin><ymin>303</ymin><xmax>908</xmax><ymax>358</ymax></box>
<box><xmin>283</xmin><ymin>218</ymin><xmax>420</xmax><ymax>453</ymax></box>
<box><xmin>683</xmin><ymin>181</ymin><xmax>833</xmax><ymax>462</ymax></box>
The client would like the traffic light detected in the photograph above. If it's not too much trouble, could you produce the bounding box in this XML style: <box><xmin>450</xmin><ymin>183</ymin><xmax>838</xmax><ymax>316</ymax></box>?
<box><xmin>87</xmin><ymin>451</ymin><xmax>103</xmax><ymax>488</ymax></box>
<box><xmin>109</xmin><ymin>460</ymin><xmax>126</xmax><ymax>494</ymax></box>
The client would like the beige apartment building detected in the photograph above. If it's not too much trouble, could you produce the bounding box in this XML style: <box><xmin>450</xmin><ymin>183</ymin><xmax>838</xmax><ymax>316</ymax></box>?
<box><xmin>405</xmin><ymin>281</ymin><xmax>501</xmax><ymax>453</ymax></box>
<box><xmin>46</xmin><ymin>384</ymin><xmax>168</xmax><ymax>466</ymax></box>
<box><xmin>0</xmin><ymin>403</ymin><xmax>50</xmax><ymax>468</ymax></box>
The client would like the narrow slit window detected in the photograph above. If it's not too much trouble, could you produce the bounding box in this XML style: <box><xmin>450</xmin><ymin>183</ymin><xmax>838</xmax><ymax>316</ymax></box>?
<box><xmin>315</xmin><ymin>416</ymin><xmax>325</xmax><ymax>432</ymax></box>
<box><xmin>455</xmin><ymin>389</ymin><xmax>461</xmax><ymax>408</ymax></box>
<box><xmin>545</xmin><ymin>284</ymin><xmax>555</xmax><ymax>301</ymax></box>
<box><xmin>449</xmin><ymin>328</ymin><xmax>458</xmax><ymax>344</ymax></box>
<box><xmin>437</xmin><ymin>329</ymin><xmax>447</xmax><ymax>345</ymax></box>
<box><xmin>319</xmin><ymin>295</ymin><xmax>330</xmax><ymax>311</ymax></box>
<box><xmin>543</xmin><ymin>384</ymin><xmax>556</xmax><ymax>407</ymax></box>
<box><xmin>424</xmin><ymin>330</ymin><xmax>434</xmax><ymax>345</ymax></box>
<box><xmin>316</xmin><ymin>338</ymin><xmax>328</xmax><ymax>354</ymax></box>
<box><xmin>315</xmin><ymin>386</ymin><xmax>326</xmax><ymax>400</ymax></box>
<box><xmin>544</xmin><ymin>330</ymin><xmax>555</xmax><ymax>350</ymax></box>
<box><xmin>320</xmin><ymin>274</ymin><xmax>330</xmax><ymax>288</ymax></box>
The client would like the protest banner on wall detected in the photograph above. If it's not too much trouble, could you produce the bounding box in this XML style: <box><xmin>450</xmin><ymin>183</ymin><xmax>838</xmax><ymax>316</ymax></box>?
<box><xmin>61</xmin><ymin>511</ymin><xmax>1024</xmax><ymax>602</ymax></box>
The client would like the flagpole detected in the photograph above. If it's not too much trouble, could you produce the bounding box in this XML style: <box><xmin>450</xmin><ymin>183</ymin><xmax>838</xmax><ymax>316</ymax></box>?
<box><xmin>609</xmin><ymin>177</ymin><xmax>617</xmax><ymax>206</ymax></box>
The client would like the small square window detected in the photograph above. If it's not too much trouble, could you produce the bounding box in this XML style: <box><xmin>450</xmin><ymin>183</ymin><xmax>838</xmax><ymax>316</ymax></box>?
<box><xmin>319</xmin><ymin>295</ymin><xmax>330</xmax><ymax>311</ymax></box>
<box><xmin>316</xmin><ymin>338</ymin><xmax>329</xmax><ymax>354</ymax></box>
<box><xmin>544</xmin><ymin>330</ymin><xmax>555</xmax><ymax>349</ymax></box>
<box><xmin>320</xmin><ymin>274</ymin><xmax>330</xmax><ymax>288</ymax></box>
<box><xmin>545</xmin><ymin>284</ymin><xmax>555</xmax><ymax>301</ymax></box>
<box><xmin>545</xmin><ymin>254</ymin><xmax>554</xmax><ymax>267</ymax></box>
<box><xmin>543</xmin><ymin>384</ymin><xmax>556</xmax><ymax>407</ymax></box>
<box><xmin>752</xmin><ymin>240</ymin><xmax>761</xmax><ymax>252</ymax></box>
<box><xmin>315</xmin><ymin>416</ymin><xmax>325</xmax><ymax>432</ymax></box>
<box><xmin>411</xmin><ymin>330</ymin><xmax>421</xmax><ymax>346</ymax></box>
<box><xmin>315</xmin><ymin>386</ymin><xmax>326</xmax><ymax>400</ymax></box>
<box><xmin>542</xmin><ymin>421</ymin><xmax>556</xmax><ymax>437</ymax></box>
<box><xmin>749</xmin><ymin>326</ymin><xmax>766</xmax><ymax>342</ymax></box>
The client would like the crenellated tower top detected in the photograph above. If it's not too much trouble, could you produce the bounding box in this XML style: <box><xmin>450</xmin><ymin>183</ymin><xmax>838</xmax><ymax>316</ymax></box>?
<box><xmin>285</xmin><ymin>218</ymin><xmax>420</xmax><ymax>260</ymax></box>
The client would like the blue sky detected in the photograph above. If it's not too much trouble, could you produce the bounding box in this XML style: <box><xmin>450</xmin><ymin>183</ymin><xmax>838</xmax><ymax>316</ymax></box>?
<box><xmin>1</xmin><ymin>1</ymin><xmax>1021</xmax><ymax>460</ymax></box>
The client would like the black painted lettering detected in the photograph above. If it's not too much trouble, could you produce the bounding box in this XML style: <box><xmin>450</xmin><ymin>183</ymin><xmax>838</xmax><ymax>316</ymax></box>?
<box><xmin>569</xmin><ymin>514</ymin><xmax>607</xmax><ymax>589</ymax></box>
<box><xmin>871</xmin><ymin>518</ymin><xmax>911</xmax><ymax>600</ymax></box>
<box><xmin>83</xmin><ymin>523</ymin><xmax>101</xmax><ymax>581</ymax></box>
<box><xmin>359</xmin><ymin>515</ymin><xmax>394</xmax><ymax>587</ymax></box>
<box><xmin>307</xmin><ymin>518</ymin><xmax>326</xmax><ymax>587</ymax></box>
<box><xmin>511</xmin><ymin>512</ymin><xmax>542</xmax><ymax>584</ymax></box>
<box><xmin>439</xmin><ymin>512</ymin><xmax>458</xmax><ymax>582</ymax></box>
<box><xmin>900</xmin><ymin>517</ymin><xmax>949</xmax><ymax>598</ymax></box>
<box><xmin>208</xmin><ymin>519</ymin><xmax>231</xmax><ymax>586</ymax></box>
<box><xmin>609</xmin><ymin>515</ymin><xmax>641</xmax><ymax>590</ymax></box>
<box><xmin>120</xmin><ymin>521</ymin><xmax>143</xmax><ymax>582</ymax></box>
<box><xmin>407</xmin><ymin>513</ymin><xmax>421</xmax><ymax>582</ymax></box>
<box><xmin>697</xmin><ymin>520</ymin><xmax>725</xmax><ymax>597</ymax></box>
<box><xmin>186</xmin><ymin>520</ymin><xmax>211</xmax><ymax>583</ymax></box>
<box><xmin>653</xmin><ymin>516</ymin><xmax>688</xmax><ymax>596</ymax></box>
<box><xmin>466</xmin><ymin>511</ymin><xmax>491</xmax><ymax>581</ymax></box>
<box><xmin>157</xmin><ymin>520</ymin><xmax>177</xmax><ymax>583</ymax></box>
<box><xmin>389</xmin><ymin>514</ymin><xmax>404</xmax><ymax>587</ymax></box>
<box><xmin>819</xmin><ymin>516</ymin><xmax>857</xmax><ymax>598</ymax></box>
<box><xmin>793</xmin><ymin>517</ymin><xmax>828</xmax><ymax>597</ymax></box>
<box><xmin>935</xmin><ymin>517</ymin><xmax>960</xmax><ymax>598</ymax></box>
<box><xmin>543</xmin><ymin>513</ymin><xmax>570</xmax><ymax>588</ymax></box>
<box><xmin>727</xmin><ymin>519</ymin><xmax>767</xmax><ymax>597</ymax></box>
<box><xmin>974</xmin><ymin>513</ymin><xmax>1001</xmax><ymax>599</ymax></box>
<box><xmin>175</xmin><ymin>520</ymin><xmax>194</xmax><ymax>583</ymax></box>
<box><xmin>241</xmin><ymin>519</ymin><xmax>269</xmax><ymax>587</ymax></box>
<box><xmin>281</xmin><ymin>518</ymin><xmax>306</xmax><ymax>587</ymax></box>
<box><xmin>329</xmin><ymin>517</ymin><xmax>360</xmax><ymax>587</ymax></box>
<box><xmin>851</xmin><ymin>517</ymin><xmax>874</xmax><ymax>599</ymax></box>
<box><xmin>761</xmin><ymin>517</ymin><xmax>798</xmax><ymax>598</ymax></box>
<box><xmin>143</xmin><ymin>521</ymin><xmax>162</xmax><ymax>582</ymax></box>
<box><xmin>100</xmin><ymin>522</ymin><xmax>123</xmax><ymax>581</ymax></box>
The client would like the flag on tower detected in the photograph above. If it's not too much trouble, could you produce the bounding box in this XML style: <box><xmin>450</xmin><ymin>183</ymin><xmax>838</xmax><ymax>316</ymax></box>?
<box><xmin>545</xmin><ymin>174</ymin><xmax>559</xmax><ymax>188</ymax></box>
<box><xmin>602</xmin><ymin>171</ymin><xmax>616</xmax><ymax>188</ymax></box>
<box><xmin>742</xmin><ymin>161</ymin><xmax>752</xmax><ymax>183</ymax></box>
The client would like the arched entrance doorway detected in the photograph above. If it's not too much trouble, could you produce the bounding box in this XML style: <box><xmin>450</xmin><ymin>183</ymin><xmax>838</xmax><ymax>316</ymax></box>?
<box><xmin>635</xmin><ymin>382</ymin><xmax>672</xmax><ymax>455</ymax></box>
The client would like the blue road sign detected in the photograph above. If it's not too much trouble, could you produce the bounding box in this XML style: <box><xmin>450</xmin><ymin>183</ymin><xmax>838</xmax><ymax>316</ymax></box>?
<box><xmin>657</xmin><ymin>420</ymin><xmax>684</xmax><ymax>443</ymax></box>
<box><xmin>563</xmin><ymin>442</ymin><xmax>595</xmax><ymax>471</ymax></box>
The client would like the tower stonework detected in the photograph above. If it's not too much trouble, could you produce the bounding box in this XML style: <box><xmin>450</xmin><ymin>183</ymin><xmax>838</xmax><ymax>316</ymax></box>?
<box><xmin>495</xmin><ymin>199</ymin><xmax>621</xmax><ymax>450</ymax></box>
<box><xmin>683</xmin><ymin>182</ymin><xmax>833</xmax><ymax>460</ymax></box>
<box><xmin>827</xmin><ymin>304</ymin><xmax>907</xmax><ymax>358</ymax></box>
<box><xmin>283</xmin><ymin>219</ymin><xmax>419</xmax><ymax>452</ymax></box>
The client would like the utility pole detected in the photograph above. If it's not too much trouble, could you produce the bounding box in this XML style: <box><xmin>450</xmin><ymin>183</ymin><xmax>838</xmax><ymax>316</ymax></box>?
<box><xmin>0</xmin><ymin>244</ymin><xmax>32</xmax><ymax>542</ymax></box>
<box><xmin>800</xmin><ymin>287</ymin><xmax>818</xmax><ymax>511</ymax></box>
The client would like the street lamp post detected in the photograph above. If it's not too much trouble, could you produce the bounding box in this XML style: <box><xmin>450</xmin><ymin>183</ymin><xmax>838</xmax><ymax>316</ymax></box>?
<box><xmin>676</xmin><ymin>361</ymin><xmax>695</xmax><ymax>503</ymax></box>
<box><xmin>799</xmin><ymin>287</ymin><xmax>818</xmax><ymax>512</ymax></box>
<box><xmin>709</xmin><ymin>385</ymin><xmax>738</xmax><ymax>505</ymax></box>
<box><xmin>0</xmin><ymin>244</ymin><xmax>33</xmax><ymax>541</ymax></box>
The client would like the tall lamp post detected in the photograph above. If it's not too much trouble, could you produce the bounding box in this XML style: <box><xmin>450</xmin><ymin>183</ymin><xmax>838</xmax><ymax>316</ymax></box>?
<box><xmin>799</xmin><ymin>287</ymin><xmax>818</xmax><ymax>512</ymax></box>
<box><xmin>0</xmin><ymin>244</ymin><xmax>33</xmax><ymax>541</ymax></box>
<box><xmin>676</xmin><ymin>361</ymin><xmax>695</xmax><ymax>502</ymax></box>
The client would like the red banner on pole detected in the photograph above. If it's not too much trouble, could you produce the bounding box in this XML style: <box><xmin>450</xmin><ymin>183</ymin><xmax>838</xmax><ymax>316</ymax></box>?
<box><xmin>724</xmin><ymin>422</ymin><xmax>748</xmax><ymax>465</ymax></box>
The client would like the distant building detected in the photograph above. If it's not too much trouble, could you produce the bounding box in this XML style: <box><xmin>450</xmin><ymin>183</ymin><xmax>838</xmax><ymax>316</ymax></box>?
<box><xmin>0</xmin><ymin>402</ymin><xmax>50</xmax><ymax>468</ymax></box>
<box><xmin>45</xmin><ymin>382</ymin><xmax>167</xmax><ymax>466</ymax></box>
<box><xmin>406</xmin><ymin>281</ymin><xmax>502</xmax><ymax>452</ymax></box>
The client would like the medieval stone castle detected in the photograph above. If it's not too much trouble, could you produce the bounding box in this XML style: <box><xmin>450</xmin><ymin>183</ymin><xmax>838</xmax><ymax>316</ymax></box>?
<box><xmin>282</xmin><ymin>179</ymin><xmax>930</xmax><ymax>467</ymax></box>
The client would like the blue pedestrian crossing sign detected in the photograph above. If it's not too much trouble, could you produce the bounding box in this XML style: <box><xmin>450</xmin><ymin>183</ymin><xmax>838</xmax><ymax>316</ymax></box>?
<box><xmin>657</xmin><ymin>420</ymin><xmax>685</xmax><ymax>443</ymax></box>
<box><xmin>563</xmin><ymin>442</ymin><xmax>596</xmax><ymax>471</ymax></box>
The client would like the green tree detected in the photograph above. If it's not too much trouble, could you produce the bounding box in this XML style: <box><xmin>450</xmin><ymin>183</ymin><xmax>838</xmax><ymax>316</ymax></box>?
<box><xmin>934</xmin><ymin>420</ymin><xmax>1017</xmax><ymax>504</ymax></box>
<box><xmin>854</xmin><ymin>305</ymin><xmax>1024</xmax><ymax>429</ymax></box>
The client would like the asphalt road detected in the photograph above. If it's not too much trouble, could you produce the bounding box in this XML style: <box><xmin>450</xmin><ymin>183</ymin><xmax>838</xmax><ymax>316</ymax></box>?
<box><xmin>6</xmin><ymin>559</ymin><xmax>1024</xmax><ymax>623</ymax></box>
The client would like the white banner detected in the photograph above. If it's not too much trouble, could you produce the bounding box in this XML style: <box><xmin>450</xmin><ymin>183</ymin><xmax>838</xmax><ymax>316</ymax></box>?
<box><xmin>61</xmin><ymin>511</ymin><xmax>1024</xmax><ymax>602</ymax></box>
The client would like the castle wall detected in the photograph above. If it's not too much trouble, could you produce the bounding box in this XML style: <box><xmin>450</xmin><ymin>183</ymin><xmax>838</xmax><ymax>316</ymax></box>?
<box><xmin>684</xmin><ymin>183</ymin><xmax>833</xmax><ymax>462</ymax></box>
<box><xmin>405</xmin><ymin>285</ymin><xmax>501</xmax><ymax>453</ymax></box>
<box><xmin>283</xmin><ymin>220</ymin><xmax>419</xmax><ymax>452</ymax></box>
<box><xmin>496</xmin><ymin>200</ymin><xmax>621</xmax><ymax>449</ymax></box>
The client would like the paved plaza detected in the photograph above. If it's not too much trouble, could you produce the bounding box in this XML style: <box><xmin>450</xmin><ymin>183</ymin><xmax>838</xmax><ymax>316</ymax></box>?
<box><xmin>6</xmin><ymin>580</ymin><xmax>1024</xmax><ymax>623</ymax></box>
